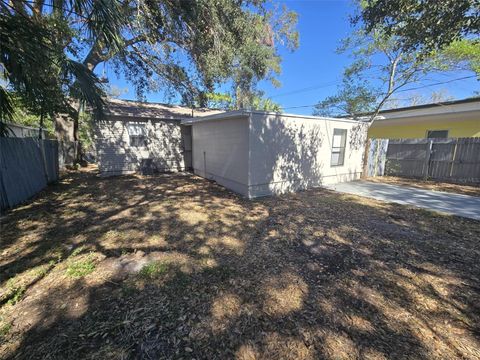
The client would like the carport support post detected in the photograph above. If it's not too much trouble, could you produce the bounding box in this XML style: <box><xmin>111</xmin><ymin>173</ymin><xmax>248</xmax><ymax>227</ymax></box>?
<box><xmin>423</xmin><ymin>139</ymin><xmax>433</xmax><ymax>180</ymax></box>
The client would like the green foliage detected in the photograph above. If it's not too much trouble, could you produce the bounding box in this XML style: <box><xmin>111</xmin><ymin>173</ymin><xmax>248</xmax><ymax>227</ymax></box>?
<box><xmin>78</xmin><ymin>112</ymin><xmax>95</xmax><ymax>151</ymax></box>
<box><xmin>139</xmin><ymin>261</ymin><xmax>169</xmax><ymax>280</ymax></box>
<box><xmin>66</xmin><ymin>257</ymin><xmax>96</xmax><ymax>278</ymax></box>
<box><xmin>71</xmin><ymin>246</ymin><xmax>87</xmax><ymax>258</ymax></box>
<box><xmin>314</xmin><ymin>26</ymin><xmax>475</xmax><ymax>118</ymax></box>
<box><xmin>0</xmin><ymin>322</ymin><xmax>12</xmax><ymax>338</ymax></box>
<box><xmin>203</xmin><ymin>91</ymin><xmax>282</xmax><ymax>112</ymax></box>
<box><xmin>357</xmin><ymin>0</ymin><xmax>479</xmax><ymax>53</ymax></box>
<box><xmin>438</xmin><ymin>40</ymin><xmax>480</xmax><ymax>76</ymax></box>
<box><xmin>1</xmin><ymin>0</ymin><xmax>297</xmax><ymax>141</ymax></box>
<box><xmin>3</xmin><ymin>95</ymin><xmax>55</xmax><ymax>137</ymax></box>
<box><xmin>204</xmin><ymin>93</ymin><xmax>235</xmax><ymax>110</ymax></box>
<box><xmin>250</xmin><ymin>96</ymin><xmax>283</xmax><ymax>112</ymax></box>
<box><xmin>0</xmin><ymin>5</ymin><xmax>107</xmax><ymax>121</ymax></box>
<box><xmin>6</xmin><ymin>284</ymin><xmax>26</xmax><ymax>306</ymax></box>
<box><xmin>314</xmin><ymin>81</ymin><xmax>377</xmax><ymax>117</ymax></box>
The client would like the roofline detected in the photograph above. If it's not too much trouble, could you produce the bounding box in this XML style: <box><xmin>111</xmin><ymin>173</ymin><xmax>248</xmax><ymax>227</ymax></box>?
<box><xmin>355</xmin><ymin>97</ymin><xmax>480</xmax><ymax>117</ymax></box>
<box><xmin>106</xmin><ymin>97</ymin><xmax>220</xmax><ymax>112</ymax></box>
<box><xmin>181</xmin><ymin>109</ymin><xmax>249</xmax><ymax>124</ymax></box>
<box><xmin>181</xmin><ymin>109</ymin><xmax>363</xmax><ymax>125</ymax></box>
<box><xmin>103</xmin><ymin>114</ymin><xmax>185</xmax><ymax>121</ymax></box>
<box><xmin>106</xmin><ymin>97</ymin><xmax>191</xmax><ymax>108</ymax></box>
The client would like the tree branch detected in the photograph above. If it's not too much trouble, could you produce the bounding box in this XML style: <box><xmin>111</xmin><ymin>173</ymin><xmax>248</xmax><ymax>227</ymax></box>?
<box><xmin>83</xmin><ymin>34</ymin><xmax>148</xmax><ymax>70</ymax></box>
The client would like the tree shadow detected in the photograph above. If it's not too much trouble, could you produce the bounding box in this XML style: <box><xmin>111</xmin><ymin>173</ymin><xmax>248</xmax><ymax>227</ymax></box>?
<box><xmin>1</xmin><ymin>169</ymin><xmax>479</xmax><ymax>359</ymax></box>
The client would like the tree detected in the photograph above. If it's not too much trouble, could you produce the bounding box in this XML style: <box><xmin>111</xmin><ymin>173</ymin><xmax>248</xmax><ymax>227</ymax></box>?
<box><xmin>314</xmin><ymin>80</ymin><xmax>377</xmax><ymax>117</ymax></box>
<box><xmin>314</xmin><ymin>29</ymin><xmax>444</xmax><ymax>119</ymax></box>
<box><xmin>1</xmin><ymin>0</ymin><xmax>298</xmax><ymax>139</ymax></box>
<box><xmin>203</xmin><ymin>91</ymin><xmax>282</xmax><ymax>112</ymax></box>
<box><xmin>313</xmin><ymin>26</ymin><xmax>479</xmax><ymax>120</ymax></box>
<box><xmin>357</xmin><ymin>0</ymin><xmax>479</xmax><ymax>54</ymax></box>
<box><xmin>436</xmin><ymin>39</ymin><xmax>480</xmax><ymax>76</ymax></box>
<box><xmin>381</xmin><ymin>89</ymin><xmax>455</xmax><ymax>109</ymax></box>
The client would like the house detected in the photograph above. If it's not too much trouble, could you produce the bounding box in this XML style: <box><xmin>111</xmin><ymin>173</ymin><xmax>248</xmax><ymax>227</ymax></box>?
<box><xmin>94</xmin><ymin>99</ymin><xmax>220</xmax><ymax>176</ymax></box>
<box><xmin>182</xmin><ymin>110</ymin><xmax>368</xmax><ymax>198</ymax></box>
<box><xmin>368</xmin><ymin>98</ymin><xmax>480</xmax><ymax>139</ymax></box>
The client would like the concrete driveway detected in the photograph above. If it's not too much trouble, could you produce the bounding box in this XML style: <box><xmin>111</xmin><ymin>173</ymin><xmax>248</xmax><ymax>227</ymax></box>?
<box><xmin>325</xmin><ymin>180</ymin><xmax>480</xmax><ymax>220</ymax></box>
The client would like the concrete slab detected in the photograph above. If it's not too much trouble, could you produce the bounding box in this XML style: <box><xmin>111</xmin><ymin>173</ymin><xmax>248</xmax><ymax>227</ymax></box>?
<box><xmin>325</xmin><ymin>180</ymin><xmax>480</xmax><ymax>220</ymax></box>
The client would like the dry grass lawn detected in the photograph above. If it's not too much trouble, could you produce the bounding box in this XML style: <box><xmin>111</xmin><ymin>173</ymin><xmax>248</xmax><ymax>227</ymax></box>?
<box><xmin>1</xmin><ymin>167</ymin><xmax>479</xmax><ymax>359</ymax></box>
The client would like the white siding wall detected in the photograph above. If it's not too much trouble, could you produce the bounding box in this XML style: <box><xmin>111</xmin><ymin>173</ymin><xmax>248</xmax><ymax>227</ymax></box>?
<box><xmin>248</xmin><ymin>113</ymin><xmax>368</xmax><ymax>197</ymax></box>
<box><xmin>191</xmin><ymin>117</ymin><xmax>249</xmax><ymax>196</ymax></box>
<box><xmin>95</xmin><ymin>117</ymin><xmax>185</xmax><ymax>176</ymax></box>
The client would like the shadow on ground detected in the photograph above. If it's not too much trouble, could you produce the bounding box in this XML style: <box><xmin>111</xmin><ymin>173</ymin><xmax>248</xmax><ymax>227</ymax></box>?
<box><xmin>1</xmin><ymin>167</ymin><xmax>479</xmax><ymax>359</ymax></box>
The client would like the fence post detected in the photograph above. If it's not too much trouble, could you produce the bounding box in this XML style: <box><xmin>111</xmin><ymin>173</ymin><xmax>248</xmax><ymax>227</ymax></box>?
<box><xmin>423</xmin><ymin>139</ymin><xmax>433</xmax><ymax>180</ymax></box>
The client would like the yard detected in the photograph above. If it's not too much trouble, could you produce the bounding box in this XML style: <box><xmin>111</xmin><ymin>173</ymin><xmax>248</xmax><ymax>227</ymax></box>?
<box><xmin>1</xmin><ymin>167</ymin><xmax>479</xmax><ymax>359</ymax></box>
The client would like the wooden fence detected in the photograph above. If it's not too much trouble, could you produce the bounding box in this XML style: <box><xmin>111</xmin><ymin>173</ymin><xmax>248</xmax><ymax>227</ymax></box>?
<box><xmin>368</xmin><ymin>137</ymin><xmax>480</xmax><ymax>184</ymax></box>
<box><xmin>0</xmin><ymin>138</ymin><xmax>59</xmax><ymax>212</ymax></box>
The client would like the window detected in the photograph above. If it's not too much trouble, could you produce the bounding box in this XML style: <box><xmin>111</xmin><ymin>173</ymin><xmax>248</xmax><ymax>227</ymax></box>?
<box><xmin>427</xmin><ymin>130</ymin><xmax>448</xmax><ymax>139</ymax></box>
<box><xmin>127</xmin><ymin>123</ymin><xmax>147</xmax><ymax>147</ymax></box>
<box><xmin>331</xmin><ymin>128</ymin><xmax>347</xmax><ymax>166</ymax></box>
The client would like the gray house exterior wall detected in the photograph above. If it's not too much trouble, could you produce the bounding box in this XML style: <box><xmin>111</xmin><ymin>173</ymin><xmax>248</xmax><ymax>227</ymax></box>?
<box><xmin>95</xmin><ymin>117</ymin><xmax>186</xmax><ymax>176</ymax></box>
<box><xmin>186</xmin><ymin>111</ymin><xmax>368</xmax><ymax>198</ymax></box>
<box><xmin>191</xmin><ymin>116</ymin><xmax>250</xmax><ymax>196</ymax></box>
<box><xmin>248</xmin><ymin>112</ymin><xmax>367</xmax><ymax>197</ymax></box>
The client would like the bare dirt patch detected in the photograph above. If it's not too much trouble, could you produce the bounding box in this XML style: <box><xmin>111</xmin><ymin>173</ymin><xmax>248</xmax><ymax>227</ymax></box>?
<box><xmin>367</xmin><ymin>176</ymin><xmax>480</xmax><ymax>197</ymax></box>
<box><xmin>1</xmin><ymin>167</ymin><xmax>479</xmax><ymax>359</ymax></box>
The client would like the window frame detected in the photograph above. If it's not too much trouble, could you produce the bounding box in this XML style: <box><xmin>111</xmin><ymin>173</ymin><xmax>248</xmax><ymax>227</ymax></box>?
<box><xmin>127</xmin><ymin>122</ymin><xmax>147</xmax><ymax>148</ymax></box>
<box><xmin>331</xmin><ymin>128</ymin><xmax>347</xmax><ymax>167</ymax></box>
<box><xmin>426</xmin><ymin>129</ymin><xmax>449</xmax><ymax>139</ymax></box>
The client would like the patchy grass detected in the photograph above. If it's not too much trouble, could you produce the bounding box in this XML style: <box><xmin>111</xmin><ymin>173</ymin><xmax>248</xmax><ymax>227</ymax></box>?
<box><xmin>5</xmin><ymin>285</ymin><xmax>26</xmax><ymax>306</ymax></box>
<box><xmin>0</xmin><ymin>166</ymin><xmax>479</xmax><ymax>360</ymax></box>
<box><xmin>65</xmin><ymin>256</ymin><xmax>96</xmax><ymax>278</ymax></box>
<box><xmin>138</xmin><ymin>261</ymin><xmax>169</xmax><ymax>279</ymax></box>
<box><xmin>0</xmin><ymin>322</ymin><xmax>12</xmax><ymax>339</ymax></box>
<box><xmin>367</xmin><ymin>175</ymin><xmax>480</xmax><ymax>197</ymax></box>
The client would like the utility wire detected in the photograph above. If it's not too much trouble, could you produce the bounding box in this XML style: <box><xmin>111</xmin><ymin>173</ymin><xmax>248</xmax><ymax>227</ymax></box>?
<box><xmin>281</xmin><ymin>75</ymin><xmax>478</xmax><ymax>110</ymax></box>
<box><xmin>269</xmin><ymin>80</ymin><xmax>339</xmax><ymax>98</ymax></box>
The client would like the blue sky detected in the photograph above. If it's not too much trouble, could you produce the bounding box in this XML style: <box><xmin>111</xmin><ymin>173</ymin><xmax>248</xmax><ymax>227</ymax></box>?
<box><xmin>104</xmin><ymin>0</ymin><xmax>479</xmax><ymax>115</ymax></box>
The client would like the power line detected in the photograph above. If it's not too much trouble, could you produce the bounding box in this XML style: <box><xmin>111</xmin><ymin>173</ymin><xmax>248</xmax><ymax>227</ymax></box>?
<box><xmin>269</xmin><ymin>80</ymin><xmax>339</xmax><ymax>98</ymax></box>
<box><xmin>281</xmin><ymin>75</ymin><xmax>478</xmax><ymax>110</ymax></box>
<box><xmin>395</xmin><ymin>75</ymin><xmax>477</xmax><ymax>93</ymax></box>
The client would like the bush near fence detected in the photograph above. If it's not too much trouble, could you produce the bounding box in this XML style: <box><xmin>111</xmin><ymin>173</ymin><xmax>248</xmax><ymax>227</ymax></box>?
<box><xmin>0</xmin><ymin>138</ymin><xmax>59</xmax><ymax>212</ymax></box>
<box><xmin>368</xmin><ymin>137</ymin><xmax>480</xmax><ymax>184</ymax></box>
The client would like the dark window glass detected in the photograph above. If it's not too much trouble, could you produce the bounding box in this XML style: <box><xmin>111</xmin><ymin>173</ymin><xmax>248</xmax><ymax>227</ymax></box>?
<box><xmin>331</xmin><ymin>128</ymin><xmax>347</xmax><ymax>166</ymax></box>
<box><xmin>426</xmin><ymin>130</ymin><xmax>448</xmax><ymax>139</ymax></box>
<box><xmin>128</xmin><ymin>123</ymin><xmax>147</xmax><ymax>147</ymax></box>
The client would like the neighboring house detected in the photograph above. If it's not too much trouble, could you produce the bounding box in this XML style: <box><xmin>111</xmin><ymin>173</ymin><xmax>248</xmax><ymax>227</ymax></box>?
<box><xmin>182</xmin><ymin>110</ymin><xmax>368</xmax><ymax>198</ymax></box>
<box><xmin>95</xmin><ymin>99</ymin><xmax>220</xmax><ymax>176</ymax></box>
<box><xmin>367</xmin><ymin>98</ymin><xmax>480</xmax><ymax>139</ymax></box>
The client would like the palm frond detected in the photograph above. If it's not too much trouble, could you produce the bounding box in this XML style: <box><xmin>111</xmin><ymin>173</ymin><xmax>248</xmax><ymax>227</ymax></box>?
<box><xmin>63</xmin><ymin>59</ymin><xmax>105</xmax><ymax>118</ymax></box>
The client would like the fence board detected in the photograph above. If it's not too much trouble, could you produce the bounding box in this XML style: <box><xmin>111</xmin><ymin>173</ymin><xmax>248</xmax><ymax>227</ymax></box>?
<box><xmin>0</xmin><ymin>138</ymin><xmax>59</xmax><ymax>212</ymax></box>
<box><xmin>368</xmin><ymin>137</ymin><xmax>480</xmax><ymax>184</ymax></box>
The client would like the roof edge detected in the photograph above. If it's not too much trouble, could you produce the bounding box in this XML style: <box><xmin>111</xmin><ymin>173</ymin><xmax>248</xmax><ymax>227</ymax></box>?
<box><xmin>182</xmin><ymin>109</ymin><xmax>363</xmax><ymax>125</ymax></box>
<box><xmin>356</xmin><ymin>97</ymin><xmax>480</xmax><ymax>117</ymax></box>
